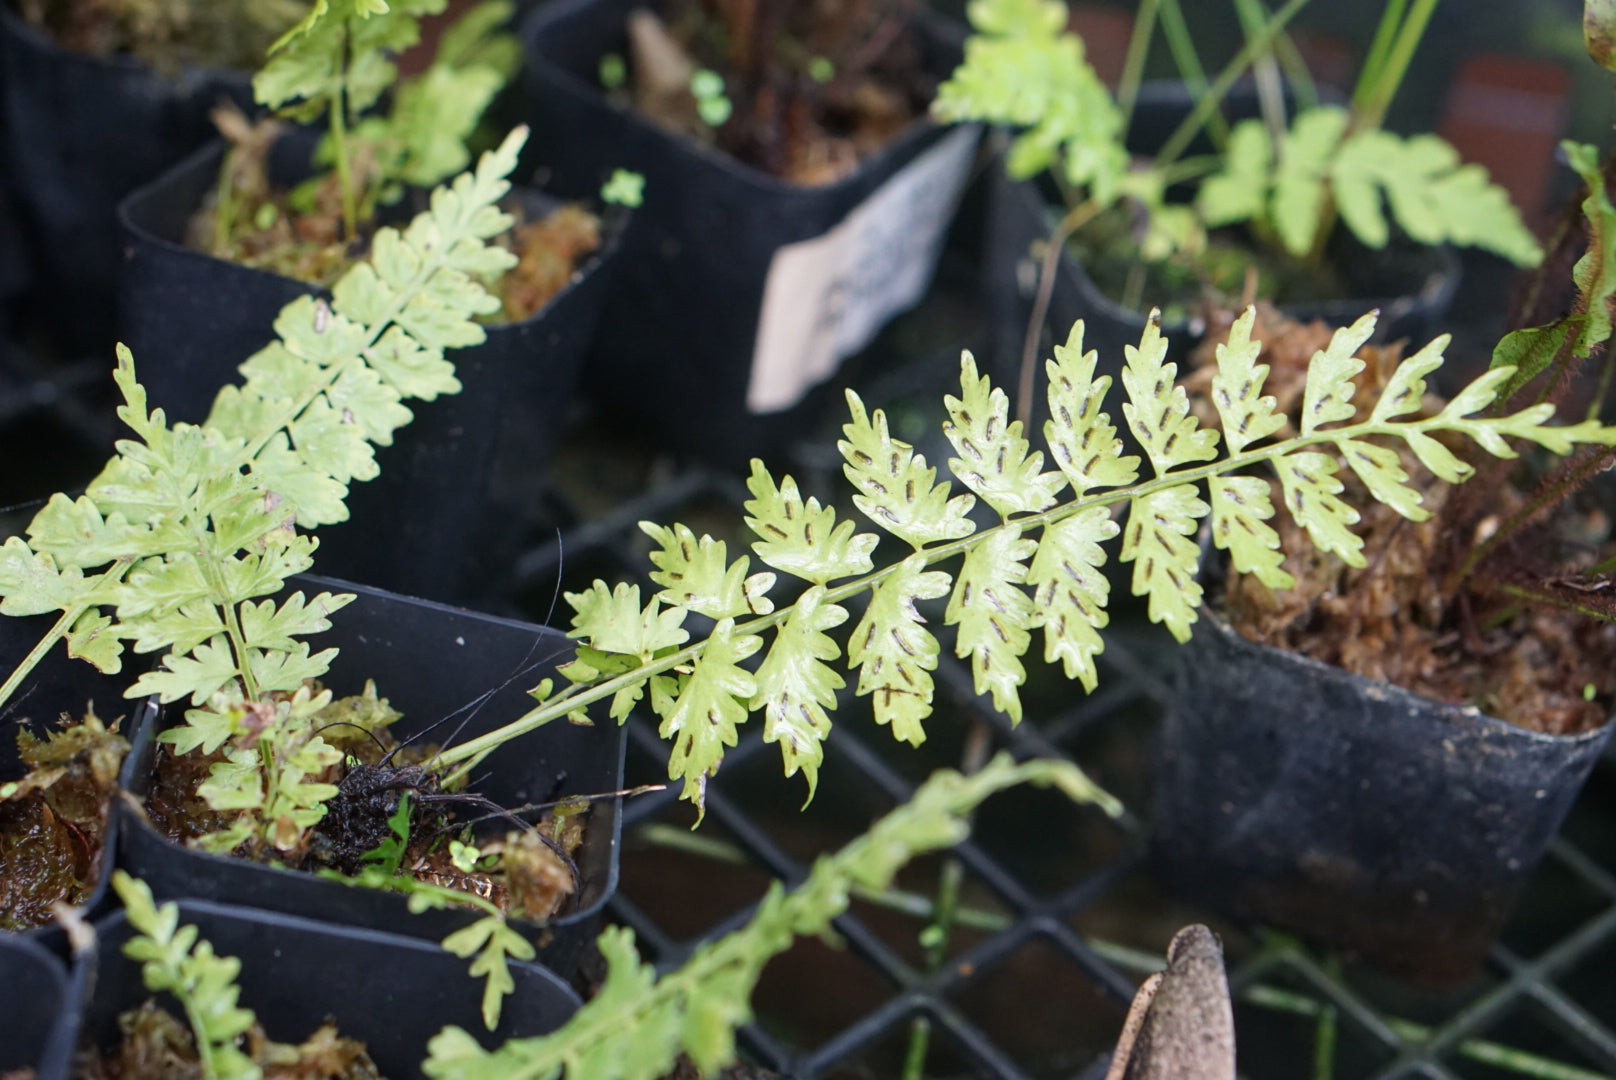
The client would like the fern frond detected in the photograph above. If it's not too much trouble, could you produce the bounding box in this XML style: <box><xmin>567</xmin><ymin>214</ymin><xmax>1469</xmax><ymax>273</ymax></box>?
<box><xmin>944</xmin><ymin>352</ymin><xmax>1067</xmax><ymax>517</ymax></box>
<box><xmin>642</xmin><ymin>523</ymin><xmax>776</xmax><ymax>620</ymax></box>
<box><xmin>1120</xmin><ymin>314</ymin><xmax>1219</xmax><ymax>475</ymax></box>
<box><xmin>1208</xmin><ymin>307</ymin><xmax>1285</xmax><ymax>454</ymax></box>
<box><xmin>931</xmin><ymin>0</ymin><xmax>1126</xmax><ymax>201</ymax></box>
<box><xmin>1122</xmin><ymin>485</ymin><xmax>1209</xmax><ymax>643</ymax></box>
<box><xmin>1026</xmin><ymin>507</ymin><xmax>1116</xmax><ymax>690</ymax></box>
<box><xmin>840</xmin><ymin>392</ymin><xmax>976</xmax><ymax>549</ymax></box>
<box><xmin>743</xmin><ymin>462</ymin><xmax>878</xmax><ymax>585</ymax></box>
<box><xmin>750</xmin><ymin>587</ymin><xmax>848</xmax><ymax>802</ymax></box>
<box><xmin>847</xmin><ymin>553</ymin><xmax>951</xmax><ymax>746</ymax></box>
<box><xmin>446</xmin><ymin>309</ymin><xmax>1616</xmax><ymax>815</ymax></box>
<box><xmin>1043</xmin><ymin>321</ymin><xmax>1140</xmax><ymax>495</ymax></box>
<box><xmin>657</xmin><ymin>620</ymin><xmax>763</xmax><ymax>816</ymax></box>
<box><xmin>422</xmin><ymin>754</ymin><xmax>1123</xmax><ymax>1080</ymax></box>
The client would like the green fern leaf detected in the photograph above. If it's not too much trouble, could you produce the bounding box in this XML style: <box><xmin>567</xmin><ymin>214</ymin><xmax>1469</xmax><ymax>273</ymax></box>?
<box><xmin>1379</xmin><ymin>134</ymin><xmax>1541</xmax><ymax>266</ymax></box>
<box><xmin>443</xmin><ymin>914</ymin><xmax>537</xmax><ymax>1031</ymax></box>
<box><xmin>1300</xmin><ymin>312</ymin><xmax>1377</xmax><ymax>434</ymax></box>
<box><xmin>1493</xmin><ymin>142</ymin><xmax>1616</xmax><ymax>395</ymax></box>
<box><xmin>1207</xmin><ymin>476</ymin><xmax>1290</xmax><ymax>588</ymax></box>
<box><xmin>944</xmin><ymin>352</ymin><xmax>1067</xmax><ymax>517</ymax></box>
<box><xmin>642</xmin><ymin>523</ymin><xmax>776</xmax><ymax>620</ymax></box>
<box><xmin>1368</xmin><ymin>336</ymin><xmax>1446</xmax><ymax>423</ymax></box>
<box><xmin>1272</xmin><ymin>105</ymin><xmax>1349</xmax><ymax>257</ymax></box>
<box><xmin>1276</xmin><ymin>451</ymin><xmax>1364</xmax><ymax>566</ymax></box>
<box><xmin>1026</xmin><ymin>507</ymin><xmax>1116</xmax><ymax>691</ymax></box>
<box><xmin>742</xmin><ymin>462</ymin><xmax>878</xmax><ymax>584</ymax></box>
<box><xmin>840</xmin><ymin>391</ymin><xmax>976</xmax><ymax>549</ymax></box>
<box><xmin>932</xmin><ymin>0</ymin><xmax>1126</xmax><ymax>201</ymax></box>
<box><xmin>1043</xmin><ymin>321</ymin><xmax>1140</xmax><ymax>495</ymax></box>
<box><xmin>1122</xmin><ymin>485</ymin><xmax>1208</xmax><ymax>642</ymax></box>
<box><xmin>656</xmin><ymin>619</ymin><xmax>762</xmax><ymax>814</ymax></box>
<box><xmin>750</xmin><ymin>586</ymin><xmax>847</xmax><ymax>803</ymax></box>
<box><xmin>1337</xmin><ymin>439</ymin><xmax>1428</xmax><ymax>520</ymax></box>
<box><xmin>1196</xmin><ymin>120</ymin><xmax>1272</xmax><ymax>228</ymax></box>
<box><xmin>26</xmin><ymin>494</ymin><xmax>152</xmax><ymax>569</ymax></box>
<box><xmin>946</xmin><ymin>527</ymin><xmax>1036</xmax><ymax>723</ymax></box>
<box><xmin>846</xmin><ymin>553</ymin><xmax>951</xmax><ymax>746</ymax></box>
<box><xmin>0</xmin><ymin>539</ymin><xmax>88</xmax><ymax>618</ymax></box>
<box><xmin>65</xmin><ymin>610</ymin><xmax>123</xmax><ymax>673</ymax></box>
<box><xmin>1121</xmin><ymin>314</ymin><xmax>1219</xmax><ymax>475</ymax></box>
<box><xmin>1208</xmin><ymin>307</ymin><xmax>1285</xmax><ymax>454</ymax></box>
<box><xmin>566</xmin><ymin>581</ymin><xmax>690</xmax><ymax>661</ymax></box>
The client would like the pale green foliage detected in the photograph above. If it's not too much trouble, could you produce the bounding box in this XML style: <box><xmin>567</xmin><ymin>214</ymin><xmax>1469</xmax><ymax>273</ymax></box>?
<box><xmin>0</xmin><ymin>132</ymin><xmax>525</xmax><ymax>720</ymax></box>
<box><xmin>112</xmin><ymin>871</ymin><xmax>260</xmax><ymax>1080</ymax></box>
<box><xmin>420</xmin><ymin>754</ymin><xmax>1123</xmax><ymax>1080</ymax></box>
<box><xmin>1494</xmin><ymin>142</ymin><xmax>1616</xmax><ymax>396</ymax></box>
<box><xmin>524</xmin><ymin>307</ymin><xmax>1616</xmax><ymax>816</ymax></box>
<box><xmin>931</xmin><ymin>0</ymin><xmax>1126</xmax><ymax>202</ymax></box>
<box><xmin>1199</xmin><ymin>106</ymin><xmax>1543</xmax><ymax>266</ymax></box>
<box><xmin>256</xmin><ymin>0</ymin><xmax>443</xmax><ymax>124</ymax></box>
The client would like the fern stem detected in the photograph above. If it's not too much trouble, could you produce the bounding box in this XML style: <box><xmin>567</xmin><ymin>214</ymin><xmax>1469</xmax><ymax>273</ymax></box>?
<box><xmin>0</xmin><ymin>558</ymin><xmax>136</xmax><ymax>714</ymax></box>
<box><xmin>1018</xmin><ymin>201</ymin><xmax>1101</xmax><ymax>429</ymax></box>
<box><xmin>1113</xmin><ymin>0</ymin><xmax>1159</xmax><ymax>131</ymax></box>
<box><xmin>1349</xmin><ymin>0</ymin><xmax>1439</xmax><ymax>134</ymax></box>
<box><xmin>1155</xmin><ymin>0</ymin><xmax>1229</xmax><ymax>150</ymax></box>
<box><xmin>1152</xmin><ymin>0</ymin><xmax>1310</xmax><ymax>169</ymax></box>
<box><xmin>330</xmin><ymin>20</ymin><xmax>359</xmax><ymax>241</ymax></box>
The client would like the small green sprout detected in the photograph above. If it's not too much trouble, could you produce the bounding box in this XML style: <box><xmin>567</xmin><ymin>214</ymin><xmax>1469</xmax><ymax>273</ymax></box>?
<box><xmin>808</xmin><ymin>56</ymin><xmax>835</xmax><ymax>83</ymax></box>
<box><xmin>599</xmin><ymin>52</ymin><xmax>627</xmax><ymax>90</ymax></box>
<box><xmin>691</xmin><ymin>68</ymin><xmax>733</xmax><ymax>127</ymax></box>
<box><xmin>450</xmin><ymin>839</ymin><xmax>484</xmax><ymax>874</ymax></box>
<box><xmin>1585</xmin><ymin>683</ymin><xmax>1598</xmax><ymax>701</ymax></box>
<box><xmin>601</xmin><ymin>168</ymin><xmax>646</xmax><ymax>208</ymax></box>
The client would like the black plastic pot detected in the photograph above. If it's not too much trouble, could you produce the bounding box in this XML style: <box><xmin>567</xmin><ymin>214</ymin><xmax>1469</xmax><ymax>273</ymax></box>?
<box><xmin>1152</xmin><ymin>612</ymin><xmax>1615</xmax><ymax>984</ymax></box>
<box><xmin>78</xmin><ymin>901</ymin><xmax>581</xmax><ymax>1077</ymax></box>
<box><xmin>0</xmin><ymin>2</ymin><xmax>251</xmax><ymax>352</ymax></box>
<box><xmin>0</xmin><ymin>610</ymin><xmax>153</xmax><ymax>942</ymax></box>
<box><xmin>115</xmin><ymin>574</ymin><xmax>625</xmax><ymax>979</ymax></box>
<box><xmin>520</xmin><ymin>0</ymin><xmax>981</xmax><ymax>466</ymax></box>
<box><xmin>116</xmin><ymin>137</ymin><xmax>622</xmax><ymax>604</ymax></box>
<box><xmin>0</xmin><ymin>935</ymin><xmax>74</xmax><ymax>1080</ymax></box>
<box><xmin>982</xmin><ymin>83</ymin><xmax>1460</xmax><ymax>395</ymax></box>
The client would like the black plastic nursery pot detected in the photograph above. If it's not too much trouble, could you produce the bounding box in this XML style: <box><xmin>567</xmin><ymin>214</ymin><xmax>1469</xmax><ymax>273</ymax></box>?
<box><xmin>1152</xmin><ymin>612</ymin><xmax>1615</xmax><ymax>985</ymax></box>
<box><xmin>982</xmin><ymin>83</ymin><xmax>1460</xmax><ymax>393</ymax></box>
<box><xmin>520</xmin><ymin>0</ymin><xmax>982</xmax><ymax>466</ymax></box>
<box><xmin>0</xmin><ymin>2</ymin><xmax>251</xmax><ymax>352</ymax></box>
<box><xmin>115</xmin><ymin>137</ymin><xmax>622</xmax><ymax>605</ymax></box>
<box><xmin>115</xmin><ymin>573</ymin><xmax>626</xmax><ymax>980</ymax></box>
<box><xmin>0</xmin><ymin>609</ymin><xmax>152</xmax><ymax>940</ymax></box>
<box><xmin>0</xmin><ymin>934</ymin><xmax>74</xmax><ymax>1079</ymax></box>
<box><xmin>77</xmin><ymin>901</ymin><xmax>581</xmax><ymax>1077</ymax></box>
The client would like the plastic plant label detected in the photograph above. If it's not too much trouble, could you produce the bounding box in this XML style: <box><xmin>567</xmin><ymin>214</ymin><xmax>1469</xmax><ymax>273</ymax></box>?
<box><xmin>747</xmin><ymin>125</ymin><xmax>979</xmax><ymax>414</ymax></box>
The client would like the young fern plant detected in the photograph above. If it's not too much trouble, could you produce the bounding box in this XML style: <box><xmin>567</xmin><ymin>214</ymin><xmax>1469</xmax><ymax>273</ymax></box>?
<box><xmin>422</xmin><ymin>752</ymin><xmax>1122</xmax><ymax>1080</ymax></box>
<box><xmin>0</xmin><ymin>128</ymin><xmax>529</xmax><ymax>855</ymax></box>
<box><xmin>432</xmin><ymin>307</ymin><xmax>1616</xmax><ymax>814</ymax></box>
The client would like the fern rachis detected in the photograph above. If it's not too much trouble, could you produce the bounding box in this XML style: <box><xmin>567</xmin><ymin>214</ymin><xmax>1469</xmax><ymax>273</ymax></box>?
<box><xmin>435</xmin><ymin>306</ymin><xmax>1616</xmax><ymax>813</ymax></box>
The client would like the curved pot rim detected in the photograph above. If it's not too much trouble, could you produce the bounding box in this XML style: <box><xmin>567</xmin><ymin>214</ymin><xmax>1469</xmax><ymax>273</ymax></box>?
<box><xmin>1195</xmin><ymin>605</ymin><xmax>1616</xmax><ymax>748</ymax></box>
<box><xmin>115</xmin><ymin>135</ymin><xmax>627</xmax><ymax>340</ymax></box>
<box><xmin>521</xmin><ymin>0</ymin><xmax>975</xmax><ymax>199</ymax></box>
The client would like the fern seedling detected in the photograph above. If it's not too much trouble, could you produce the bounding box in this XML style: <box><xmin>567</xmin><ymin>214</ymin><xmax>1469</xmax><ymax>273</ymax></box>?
<box><xmin>430</xmin><ymin>305</ymin><xmax>1616</xmax><ymax>817</ymax></box>
<box><xmin>422</xmin><ymin>752</ymin><xmax>1122</xmax><ymax>1080</ymax></box>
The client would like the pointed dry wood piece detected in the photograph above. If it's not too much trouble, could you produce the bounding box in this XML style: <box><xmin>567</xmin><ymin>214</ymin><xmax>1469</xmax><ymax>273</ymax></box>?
<box><xmin>1103</xmin><ymin>924</ymin><xmax>1236</xmax><ymax>1080</ymax></box>
<box><xmin>627</xmin><ymin>8</ymin><xmax>701</xmax><ymax>136</ymax></box>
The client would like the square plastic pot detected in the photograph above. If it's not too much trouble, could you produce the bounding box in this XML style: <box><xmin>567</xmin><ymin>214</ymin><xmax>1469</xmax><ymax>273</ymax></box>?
<box><xmin>1152</xmin><ymin>612</ymin><xmax>1615</xmax><ymax>984</ymax></box>
<box><xmin>115</xmin><ymin>135</ymin><xmax>624</xmax><ymax>604</ymax></box>
<box><xmin>74</xmin><ymin>900</ymin><xmax>581</xmax><ymax>1078</ymax></box>
<box><xmin>0</xmin><ymin>935</ymin><xmax>74</xmax><ymax>1080</ymax></box>
<box><xmin>115</xmin><ymin>574</ymin><xmax>626</xmax><ymax>979</ymax></box>
<box><xmin>0</xmin><ymin>1</ymin><xmax>251</xmax><ymax>352</ymax></box>
<box><xmin>520</xmin><ymin>0</ymin><xmax>982</xmax><ymax>465</ymax></box>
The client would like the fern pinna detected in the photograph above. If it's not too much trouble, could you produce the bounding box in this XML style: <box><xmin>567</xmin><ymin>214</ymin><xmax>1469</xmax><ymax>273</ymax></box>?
<box><xmin>434</xmin><ymin>307</ymin><xmax>1616</xmax><ymax>814</ymax></box>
